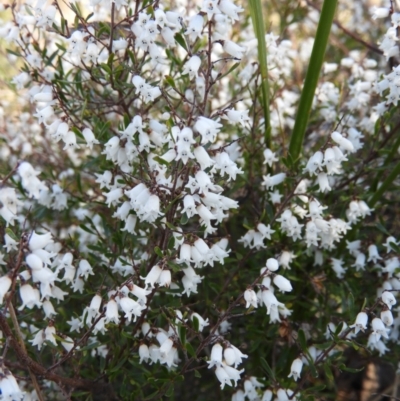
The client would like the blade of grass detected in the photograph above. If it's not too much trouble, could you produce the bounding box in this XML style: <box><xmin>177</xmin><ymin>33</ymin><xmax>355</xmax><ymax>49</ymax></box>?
<box><xmin>369</xmin><ymin>160</ymin><xmax>400</xmax><ymax>207</ymax></box>
<box><xmin>288</xmin><ymin>0</ymin><xmax>338</xmax><ymax>165</ymax></box>
<box><xmin>249</xmin><ymin>0</ymin><xmax>270</xmax><ymax>148</ymax></box>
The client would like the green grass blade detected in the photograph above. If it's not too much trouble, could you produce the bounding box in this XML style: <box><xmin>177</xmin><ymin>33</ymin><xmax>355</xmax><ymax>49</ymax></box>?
<box><xmin>249</xmin><ymin>0</ymin><xmax>270</xmax><ymax>148</ymax></box>
<box><xmin>369</xmin><ymin>161</ymin><xmax>400</xmax><ymax>207</ymax></box>
<box><xmin>288</xmin><ymin>0</ymin><xmax>338</xmax><ymax>164</ymax></box>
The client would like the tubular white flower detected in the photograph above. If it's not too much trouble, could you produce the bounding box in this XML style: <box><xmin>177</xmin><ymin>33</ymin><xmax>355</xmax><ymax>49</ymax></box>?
<box><xmin>185</xmin><ymin>14</ymin><xmax>204</xmax><ymax>41</ymax></box>
<box><xmin>262</xmin><ymin>173</ymin><xmax>286</xmax><ymax>189</ymax></box>
<box><xmin>142</xmin><ymin>265</ymin><xmax>163</xmax><ymax>289</ymax></box>
<box><xmin>288</xmin><ymin>357</ymin><xmax>303</xmax><ymax>381</ymax></box>
<box><xmin>105</xmin><ymin>299</ymin><xmax>119</xmax><ymax>324</ymax></box>
<box><xmin>193</xmin><ymin>146</ymin><xmax>214</xmax><ymax>170</ymax></box>
<box><xmin>223</xmin><ymin>40</ymin><xmax>246</xmax><ymax>59</ymax></box>
<box><xmin>157</xmin><ymin>269</ymin><xmax>171</xmax><ymax>287</ymax></box>
<box><xmin>207</xmin><ymin>343</ymin><xmax>223</xmax><ymax>368</ymax></box>
<box><xmin>182</xmin><ymin>55</ymin><xmax>201</xmax><ymax>80</ymax></box>
<box><xmin>351</xmin><ymin>311</ymin><xmax>368</xmax><ymax>334</ymax></box>
<box><xmin>266</xmin><ymin>258</ymin><xmax>279</xmax><ymax>272</ymax></box>
<box><xmin>381</xmin><ymin>290</ymin><xmax>396</xmax><ymax>309</ymax></box>
<box><xmin>367</xmin><ymin>244</ymin><xmax>382</xmax><ymax>263</ymax></box>
<box><xmin>139</xmin><ymin>343</ymin><xmax>150</xmax><ymax>363</ymax></box>
<box><xmin>263</xmin><ymin>148</ymin><xmax>278</xmax><ymax>166</ymax></box>
<box><xmin>381</xmin><ymin>309</ymin><xmax>394</xmax><ymax>326</ymax></box>
<box><xmin>273</xmin><ymin>275</ymin><xmax>293</xmax><ymax>292</ymax></box>
<box><xmin>191</xmin><ymin>312</ymin><xmax>209</xmax><ymax>332</ymax></box>
<box><xmin>19</xmin><ymin>284</ymin><xmax>42</xmax><ymax>310</ymax></box>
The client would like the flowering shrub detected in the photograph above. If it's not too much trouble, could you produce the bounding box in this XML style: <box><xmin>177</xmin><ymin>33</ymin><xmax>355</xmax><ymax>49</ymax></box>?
<box><xmin>0</xmin><ymin>0</ymin><xmax>400</xmax><ymax>399</ymax></box>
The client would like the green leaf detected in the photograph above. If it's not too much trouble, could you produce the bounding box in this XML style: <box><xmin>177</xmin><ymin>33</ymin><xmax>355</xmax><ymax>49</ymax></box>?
<box><xmin>369</xmin><ymin>160</ymin><xmax>400</xmax><ymax>206</ymax></box>
<box><xmin>153</xmin><ymin>156</ymin><xmax>170</xmax><ymax>166</ymax></box>
<box><xmin>194</xmin><ymin>369</ymin><xmax>202</xmax><ymax>378</ymax></box>
<box><xmin>249</xmin><ymin>0</ymin><xmax>270</xmax><ymax>147</ymax></box>
<box><xmin>186</xmin><ymin>343</ymin><xmax>196</xmax><ymax>358</ymax></box>
<box><xmin>288</xmin><ymin>0</ymin><xmax>338</xmax><ymax>164</ymax></box>
<box><xmin>154</xmin><ymin>246</ymin><xmax>163</xmax><ymax>258</ymax></box>
<box><xmin>100</xmin><ymin>63</ymin><xmax>112</xmax><ymax>75</ymax></box>
<box><xmin>324</xmin><ymin>363</ymin><xmax>334</xmax><ymax>382</ymax></box>
<box><xmin>298</xmin><ymin>328</ymin><xmax>307</xmax><ymax>351</ymax></box>
<box><xmin>165</xmin><ymin>385</ymin><xmax>174</xmax><ymax>398</ymax></box>
<box><xmin>192</xmin><ymin>315</ymin><xmax>199</xmax><ymax>332</ymax></box>
<box><xmin>164</xmin><ymin>75</ymin><xmax>176</xmax><ymax>88</ymax></box>
<box><xmin>218</xmin><ymin>62</ymin><xmax>240</xmax><ymax>81</ymax></box>
<box><xmin>174</xmin><ymin>33</ymin><xmax>188</xmax><ymax>52</ymax></box>
<box><xmin>167</xmin><ymin>236</ymin><xmax>175</xmax><ymax>250</ymax></box>
<box><xmin>178</xmin><ymin>325</ymin><xmax>186</xmax><ymax>345</ymax></box>
<box><xmin>5</xmin><ymin>228</ymin><xmax>19</xmax><ymax>241</ymax></box>
<box><xmin>260</xmin><ymin>357</ymin><xmax>275</xmax><ymax>380</ymax></box>
<box><xmin>180</xmin><ymin>213</ymin><xmax>189</xmax><ymax>225</ymax></box>
<box><xmin>6</xmin><ymin>49</ymin><xmax>22</xmax><ymax>58</ymax></box>
<box><xmin>339</xmin><ymin>363</ymin><xmax>364</xmax><ymax>373</ymax></box>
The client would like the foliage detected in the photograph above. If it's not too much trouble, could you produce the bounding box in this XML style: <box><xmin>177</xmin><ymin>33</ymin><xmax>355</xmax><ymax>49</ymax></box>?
<box><xmin>0</xmin><ymin>0</ymin><xmax>399</xmax><ymax>400</ymax></box>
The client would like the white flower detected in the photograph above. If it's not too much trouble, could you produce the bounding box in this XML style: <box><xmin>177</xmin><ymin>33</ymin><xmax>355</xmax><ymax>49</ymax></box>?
<box><xmin>207</xmin><ymin>343</ymin><xmax>223</xmax><ymax>368</ymax></box>
<box><xmin>381</xmin><ymin>291</ymin><xmax>396</xmax><ymax>309</ymax></box>
<box><xmin>194</xmin><ymin>146</ymin><xmax>214</xmax><ymax>170</ymax></box>
<box><xmin>331</xmin><ymin>131</ymin><xmax>355</xmax><ymax>153</ymax></box>
<box><xmin>18</xmin><ymin>284</ymin><xmax>41</xmax><ymax>310</ymax></box>
<box><xmin>279</xmin><ymin>251</ymin><xmax>296</xmax><ymax>269</ymax></box>
<box><xmin>28</xmin><ymin>230</ymin><xmax>53</xmax><ymax>251</ymax></box>
<box><xmin>0</xmin><ymin>275</ymin><xmax>12</xmax><ymax>304</ymax></box>
<box><xmin>215</xmin><ymin>364</ymin><xmax>231</xmax><ymax>389</ymax></box>
<box><xmin>223</xmin><ymin>108</ymin><xmax>250</xmax><ymax>127</ymax></box>
<box><xmin>219</xmin><ymin>0</ymin><xmax>244</xmax><ymax>21</ymax></box>
<box><xmin>194</xmin><ymin>117</ymin><xmax>222</xmax><ymax>144</ymax></box>
<box><xmin>330</xmin><ymin>258</ymin><xmax>346</xmax><ymax>278</ymax></box>
<box><xmin>244</xmin><ymin>289</ymin><xmax>258</xmax><ymax>308</ymax></box>
<box><xmin>182</xmin><ymin>55</ymin><xmax>201</xmax><ymax>80</ymax></box>
<box><xmin>105</xmin><ymin>299</ymin><xmax>119</xmax><ymax>324</ymax></box>
<box><xmin>384</xmin><ymin>236</ymin><xmax>399</xmax><ymax>253</ymax></box>
<box><xmin>371</xmin><ymin>317</ymin><xmax>389</xmax><ymax>342</ymax></box>
<box><xmin>381</xmin><ymin>309</ymin><xmax>394</xmax><ymax>326</ymax></box>
<box><xmin>191</xmin><ymin>312</ymin><xmax>209</xmax><ymax>332</ymax></box>
<box><xmin>139</xmin><ymin>194</ymin><xmax>163</xmax><ymax>223</ymax></box>
<box><xmin>263</xmin><ymin>149</ymin><xmax>278</xmax><ymax>166</ymax></box>
<box><xmin>367</xmin><ymin>244</ymin><xmax>382</xmax><ymax>263</ymax></box>
<box><xmin>266</xmin><ymin>258</ymin><xmax>279</xmax><ymax>272</ymax></box>
<box><xmin>82</xmin><ymin>128</ymin><xmax>99</xmax><ymax>148</ymax></box>
<box><xmin>157</xmin><ymin>269</ymin><xmax>171</xmax><ymax>287</ymax></box>
<box><xmin>317</xmin><ymin>172</ymin><xmax>331</xmax><ymax>192</ymax></box>
<box><xmin>288</xmin><ymin>358</ymin><xmax>303</xmax><ymax>381</ymax></box>
<box><xmin>223</xmin><ymin>40</ymin><xmax>246</xmax><ymax>59</ymax></box>
<box><xmin>201</xmin><ymin>0</ymin><xmax>221</xmax><ymax>19</ymax></box>
<box><xmin>139</xmin><ymin>343</ymin><xmax>150</xmax><ymax>363</ymax></box>
<box><xmin>370</xmin><ymin>6</ymin><xmax>390</xmax><ymax>19</ymax></box>
<box><xmin>119</xmin><ymin>296</ymin><xmax>144</xmax><ymax>322</ymax></box>
<box><xmin>273</xmin><ymin>275</ymin><xmax>293</xmax><ymax>292</ymax></box>
<box><xmin>262</xmin><ymin>173</ymin><xmax>286</xmax><ymax>189</ymax></box>
<box><xmin>185</xmin><ymin>14</ymin><xmax>204</xmax><ymax>41</ymax></box>
<box><xmin>142</xmin><ymin>265</ymin><xmax>163</xmax><ymax>289</ymax></box>
<box><xmin>351</xmin><ymin>311</ymin><xmax>368</xmax><ymax>334</ymax></box>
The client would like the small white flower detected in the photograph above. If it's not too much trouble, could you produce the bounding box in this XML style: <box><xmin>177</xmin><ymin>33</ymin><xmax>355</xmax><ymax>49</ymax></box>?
<box><xmin>223</xmin><ymin>40</ymin><xmax>246</xmax><ymax>59</ymax></box>
<box><xmin>244</xmin><ymin>289</ymin><xmax>258</xmax><ymax>308</ymax></box>
<box><xmin>273</xmin><ymin>275</ymin><xmax>293</xmax><ymax>292</ymax></box>
<box><xmin>381</xmin><ymin>291</ymin><xmax>396</xmax><ymax>309</ymax></box>
<box><xmin>262</xmin><ymin>173</ymin><xmax>286</xmax><ymax>189</ymax></box>
<box><xmin>351</xmin><ymin>311</ymin><xmax>368</xmax><ymax>334</ymax></box>
<box><xmin>182</xmin><ymin>55</ymin><xmax>201</xmax><ymax>80</ymax></box>
<box><xmin>266</xmin><ymin>258</ymin><xmax>279</xmax><ymax>272</ymax></box>
<box><xmin>207</xmin><ymin>343</ymin><xmax>223</xmax><ymax>368</ymax></box>
<box><xmin>105</xmin><ymin>299</ymin><xmax>119</xmax><ymax>324</ymax></box>
<box><xmin>288</xmin><ymin>357</ymin><xmax>303</xmax><ymax>381</ymax></box>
